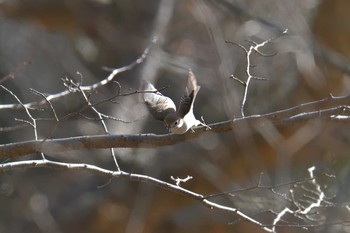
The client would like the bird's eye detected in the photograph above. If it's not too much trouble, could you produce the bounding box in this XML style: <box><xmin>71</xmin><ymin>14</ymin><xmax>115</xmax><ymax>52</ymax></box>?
<box><xmin>174</xmin><ymin>121</ymin><xmax>178</xmax><ymax>126</ymax></box>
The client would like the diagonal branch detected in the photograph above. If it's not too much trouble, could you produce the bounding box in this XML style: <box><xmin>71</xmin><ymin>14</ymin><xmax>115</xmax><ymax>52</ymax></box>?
<box><xmin>0</xmin><ymin>38</ymin><xmax>156</xmax><ymax>111</ymax></box>
<box><xmin>0</xmin><ymin>159</ymin><xmax>269</xmax><ymax>231</ymax></box>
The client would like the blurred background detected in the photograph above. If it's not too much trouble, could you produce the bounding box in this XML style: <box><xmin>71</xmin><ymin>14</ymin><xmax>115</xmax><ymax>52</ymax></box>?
<box><xmin>1</xmin><ymin>0</ymin><xmax>350</xmax><ymax>232</ymax></box>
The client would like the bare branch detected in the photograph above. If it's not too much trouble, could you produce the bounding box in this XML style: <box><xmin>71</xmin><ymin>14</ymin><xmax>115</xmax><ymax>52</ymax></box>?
<box><xmin>229</xmin><ymin>75</ymin><xmax>246</xmax><ymax>86</ymax></box>
<box><xmin>171</xmin><ymin>175</ymin><xmax>193</xmax><ymax>186</ymax></box>
<box><xmin>0</xmin><ymin>85</ymin><xmax>46</xmax><ymax>160</ymax></box>
<box><xmin>270</xmin><ymin>166</ymin><xmax>326</xmax><ymax>232</ymax></box>
<box><xmin>0</xmin><ymin>159</ymin><xmax>270</xmax><ymax>231</ymax></box>
<box><xmin>0</xmin><ymin>159</ymin><xmax>341</xmax><ymax>232</ymax></box>
<box><xmin>30</xmin><ymin>88</ymin><xmax>59</xmax><ymax>121</ymax></box>
<box><xmin>1</xmin><ymin>93</ymin><xmax>350</xmax><ymax>160</ymax></box>
<box><xmin>227</xmin><ymin>30</ymin><xmax>287</xmax><ymax>117</ymax></box>
<box><xmin>70</xmin><ymin>74</ymin><xmax>121</xmax><ymax>171</ymax></box>
<box><xmin>0</xmin><ymin>38</ymin><xmax>156</xmax><ymax>111</ymax></box>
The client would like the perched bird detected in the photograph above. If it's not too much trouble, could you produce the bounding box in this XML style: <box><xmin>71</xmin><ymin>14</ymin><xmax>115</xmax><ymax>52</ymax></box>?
<box><xmin>141</xmin><ymin>70</ymin><xmax>209</xmax><ymax>134</ymax></box>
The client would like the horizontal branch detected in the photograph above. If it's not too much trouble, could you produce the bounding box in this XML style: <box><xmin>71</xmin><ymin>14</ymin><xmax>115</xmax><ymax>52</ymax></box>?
<box><xmin>0</xmin><ymin>94</ymin><xmax>349</xmax><ymax>160</ymax></box>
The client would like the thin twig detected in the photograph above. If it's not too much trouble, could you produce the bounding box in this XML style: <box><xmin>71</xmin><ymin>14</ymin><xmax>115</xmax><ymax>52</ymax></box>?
<box><xmin>226</xmin><ymin>29</ymin><xmax>288</xmax><ymax>116</ymax></box>
<box><xmin>0</xmin><ymin>38</ymin><xmax>156</xmax><ymax>110</ymax></box>
<box><xmin>30</xmin><ymin>88</ymin><xmax>59</xmax><ymax>121</ymax></box>
<box><xmin>0</xmin><ymin>85</ymin><xmax>46</xmax><ymax>160</ymax></box>
<box><xmin>69</xmin><ymin>74</ymin><xmax>121</xmax><ymax>171</ymax></box>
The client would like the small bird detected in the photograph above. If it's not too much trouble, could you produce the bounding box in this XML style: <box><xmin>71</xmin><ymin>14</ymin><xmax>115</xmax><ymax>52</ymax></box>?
<box><xmin>141</xmin><ymin>70</ymin><xmax>209</xmax><ymax>134</ymax></box>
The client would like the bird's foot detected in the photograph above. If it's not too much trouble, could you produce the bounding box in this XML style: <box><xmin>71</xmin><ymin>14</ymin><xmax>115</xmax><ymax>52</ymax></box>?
<box><xmin>200</xmin><ymin>116</ymin><xmax>211</xmax><ymax>130</ymax></box>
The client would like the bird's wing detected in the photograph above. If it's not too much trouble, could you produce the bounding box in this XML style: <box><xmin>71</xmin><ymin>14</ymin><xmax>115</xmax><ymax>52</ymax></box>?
<box><xmin>177</xmin><ymin>70</ymin><xmax>200</xmax><ymax>118</ymax></box>
<box><xmin>141</xmin><ymin>80</ymin><xmax>176</xmax><ymax>121</ymax></box>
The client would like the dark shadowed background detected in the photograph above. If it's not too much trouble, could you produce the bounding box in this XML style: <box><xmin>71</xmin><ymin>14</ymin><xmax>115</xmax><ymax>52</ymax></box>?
<box><xmin>0</xmin><ymin>0</ymin><xmax>350</xmax><ymax>232</ymax></box>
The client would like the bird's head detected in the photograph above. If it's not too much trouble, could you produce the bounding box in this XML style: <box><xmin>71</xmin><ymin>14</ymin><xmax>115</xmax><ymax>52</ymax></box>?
<box><xmin>164</xmin><ymin>113</ymin><xmax>183</xmax><ymax>131</ymax></box>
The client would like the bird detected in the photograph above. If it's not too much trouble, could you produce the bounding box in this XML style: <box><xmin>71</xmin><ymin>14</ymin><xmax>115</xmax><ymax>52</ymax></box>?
<box><xmin>141</xmin><ymin>70</ymin><xmax>209</xmax><ymax>134</ymax></box>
